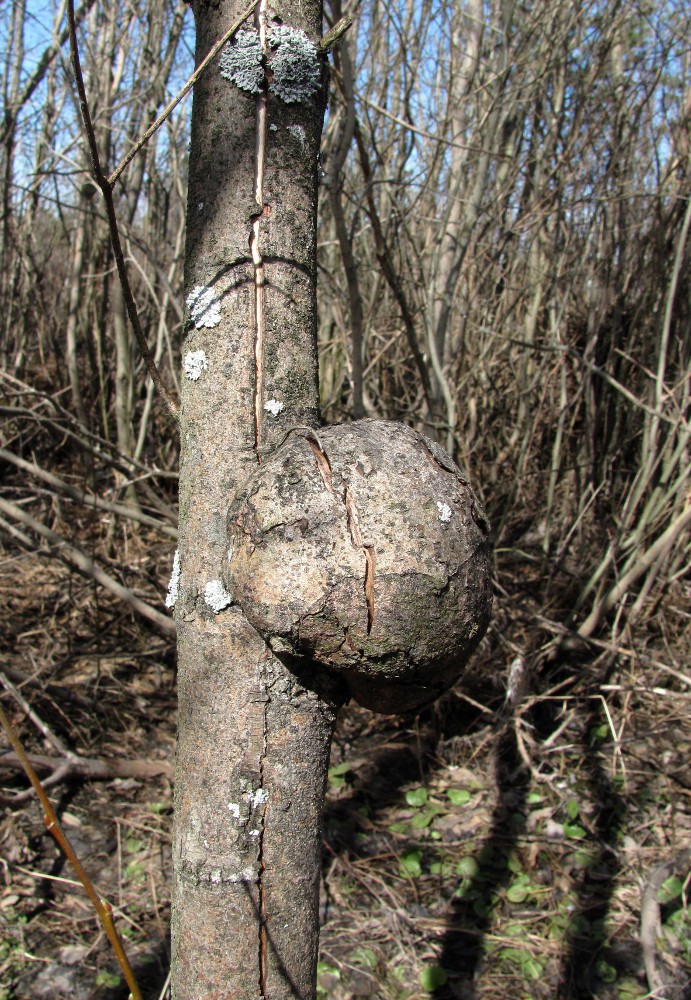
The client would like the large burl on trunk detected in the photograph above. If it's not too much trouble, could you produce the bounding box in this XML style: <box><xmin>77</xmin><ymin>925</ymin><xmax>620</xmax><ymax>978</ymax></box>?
<box><xmin>225</xmin><ymin>419</ymin><xmax>492</xmax><ymax>714</ymax></box>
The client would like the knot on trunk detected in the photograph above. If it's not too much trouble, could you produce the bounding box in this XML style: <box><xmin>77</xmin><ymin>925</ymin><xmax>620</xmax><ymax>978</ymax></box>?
<box><xmin>224</xmin><ymin>420</ymin><xmax>492</xmax><ymax>713</ymax></box>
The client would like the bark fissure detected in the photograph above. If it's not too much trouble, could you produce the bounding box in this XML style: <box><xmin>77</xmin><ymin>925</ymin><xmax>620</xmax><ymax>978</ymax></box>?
<box><xmin>342</xmin><ymin>483</ymin><xmax>375</xmax><ymax>634</ymax></box>
<box><xmin>305</xmin><ymin>434</ymin><xmax>377</xmax><ymax>634</ymax></box>
<box><xmin>256</xmin><ymin>666</ymin><xmax>269</xmax><ymax>997</ymax></box>
<box><xmin>306</xmin><ymin>433</ymin><xmax>333</xmax><ymax>489</ymax></box>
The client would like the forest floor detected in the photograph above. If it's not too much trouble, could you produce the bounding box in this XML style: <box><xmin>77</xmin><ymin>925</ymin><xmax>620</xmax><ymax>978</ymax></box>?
<box><xmin>0</xmin><ymin>526</ymin><xmax>690</xmax><ymax>1000</ymax></box>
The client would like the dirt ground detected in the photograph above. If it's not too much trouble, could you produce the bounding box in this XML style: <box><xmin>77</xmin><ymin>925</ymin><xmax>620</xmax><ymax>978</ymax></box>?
<box><xmin>1</xmin><ymin>532</ymin><xmax>689</xmax><ymax>999</ymax></box>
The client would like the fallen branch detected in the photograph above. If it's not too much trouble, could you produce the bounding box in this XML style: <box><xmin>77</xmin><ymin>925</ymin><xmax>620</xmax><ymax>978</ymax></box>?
<box><xmin>0</xmin><ymin>446</ymin><xmax>178</xmax><ymax>539</ymax></box>
<box><xmin>0</xmin><ymin>497</ymin><xmax>175</xmax><ymax>637</ymax></box>
<box><xmin>0</xmin><ymin>750</ymin><xmax>173</xmax><ymax>800</ymax></box>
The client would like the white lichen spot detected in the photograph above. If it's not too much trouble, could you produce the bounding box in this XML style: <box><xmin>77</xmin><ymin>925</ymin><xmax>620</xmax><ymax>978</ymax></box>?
<box><xmin>184</xmin><ymin>349</ymin><xmax>208</xmax><ymax>381</ymax></box>
<box><xmin>165</xmin><ymin>548</ymin><xmax>181</xmax><ymax>609</ymax></box>
<box><xmin>204</xmin><ymin>579</ymin><xmax>232</xmax><ymax>613</ymax></box>
<box><xmin>248</xmin><ymin>829</ymin><xmax>260</xmax><ymax>837</ymax></box>
<box><xmin>228</xmin><ymin>866</ymin><xmax>256</xmax><ymax>884</ymax></box>
<box><xmin>226</xmin><ymin>542</ymin><xmax>235</xmax><ymax>563</ymax></box>
<box><xmin>250</xmin><ymin>787</ymin><xmax>268</xmax><ymax>808</ymax></box>
<box><xmin>187</xmin><ymin>285</ymin><xmax>221</xmax><ymax>329</ymax></box>
<box><xmin>268</xmin><ymin>24</ymin><xmax>320</xmax><ymax>104</ymax></box>
<box><xmin>227</xmin><ymin>802</ymin><xmax>241</xmax><ymax>818</ymax></box>
<box><xmin>437</xmin><ymin>501</ymin><xmax>453</xmax><ymax>523</ymax></box>
<box><xmin>269</xmin><ymin>123</ymin><xmax>278</xmax><ymax>131</ymax></box>
<box><xmin>286</xmin><ymin>123</ymin><xmax>306</xmax><ymax>147</ymax></box>
<box><xmin>219</xmin><ymin>28</ymin><xmax>263</xmax><ymax>93</ymax></box>
<box><xmin>197</xmin><ymin>201</ymin><xmax>204</xmax><ymax>212</ymax></box>
<box><xmin>264</xmin><ymin>398</ymin><xmax>284</xmax><ymax>417</ymax></box>
<box><xmin>210</xmin><ymin>870</ymin><xmax>222</xmax><ymax>884</ymax></box>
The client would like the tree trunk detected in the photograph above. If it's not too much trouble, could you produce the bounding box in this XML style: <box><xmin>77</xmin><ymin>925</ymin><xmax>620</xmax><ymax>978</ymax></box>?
<box><xmin>172</xmin><ymin>2</ymin><xmax>343</xmax><ymax>996</ymax></box>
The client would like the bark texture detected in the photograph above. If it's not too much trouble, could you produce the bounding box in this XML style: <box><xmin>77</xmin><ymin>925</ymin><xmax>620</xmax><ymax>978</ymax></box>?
<box><xmin>172</xmin><ymin>0</ymin><xmax>336</xmax><ymax>996</ymax></box>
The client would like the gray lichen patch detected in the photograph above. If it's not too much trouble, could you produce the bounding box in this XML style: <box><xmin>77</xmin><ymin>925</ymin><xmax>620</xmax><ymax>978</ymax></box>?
<box><xmin>219</xmin><ymin>28</ymin><xmax>264</xmax><ymax>94</ymax></box>
<box><xmin>219</xmin><ymin>24</ymin><xmax>321</xmax><ymax>105</ymax></box>
<box><xmin>184</xmin><ymin>349</ymin><xmax>209</xmax><ymax>381</ymax></box>
<box><xmin>186</xmin><ymin>285</ymin><xmax>221</xmax><ymax>329</ymax></box>
<box><xmin>267</xmin><ymin>24</ymin><xmax>320</xmax><ymax>104</ymax></box>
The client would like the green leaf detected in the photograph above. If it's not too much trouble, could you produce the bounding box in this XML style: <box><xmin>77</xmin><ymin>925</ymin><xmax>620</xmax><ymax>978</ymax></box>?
<box><xmin>328</xmin><ymin>762</ymin><xmax>352</xmax><ymax>788</ymax></box>
<box><xmin>499</xmin><ymin>950</ymin><xmax>543</xmax><ymax>979</ymax></box>
<box><xmin>316</xmin><ymin>962</ymin><xmax>340</xmax><ymax>979</ymax></box>
<box><xmin>617</xmin><ymin>979</ymin><xmax>645</xmax><ymax>1000</ymax></box>
<box><xmin>329</xmin><ymin>762</ymin><xmax>352</xmax><ymax>776</ymax></box>
<box><xmin>405</xmin><ymin>787</ymin><xmax>428</xmax><ymax>807</ymax></box>
<box><xmin>420</xmin><ymin>966</ymin><xmax>448</xmax><ymax>991</ymax></box>
<box><xmin>498</xmin><ymin>947</ymin><xmax>524</xmax><ymax>962</ymax></box>
<box><xmin>596</xmin><ymin>959</ymin><xmax>617</xmax><ymax>983</ymax></box>
<box><xmin>388</xmin><ymin>821</ymin><xmax>409</xmax><ymax>834</ymax></box>
<box><xmin>506</xmin><ymin>883</ymin><xmax>529</xmax><ymax>903</ymax></box>
<box><xmin>411</xmin><ymin>809</ymin><xmax>436</xmax><ymax>830</ymax></box>
<box><xmin>400</xmin><ymin>848</ymin><xmax>423</xmax><ymax>877</ymax></box>
<box><xmin>473</xmin><ymin>897</ymin><xmax>491</xmax><ymax>917</ymax></box>
<box><xmin>456</xmin><ymin>856</ymin><xmax>479</xmax><ymax>878</ymax></box>
<box><xmin>447</xmin><ymin>788</ymin><xmax>471</xmax><ymax>805</ymax></box>
<box><xmin>524</xmin><ymin>958</ymin><xmax>544</xmax><ymax>979</ymax></box>
<box><xmin>527</xmin><ymin>791</ymin><xmax>544</xmax><ymax>805</ymax></box>
<box><xmin>564</xmin><ymin>823</ymin><xmax>587</xmax><ymax>839</ymax></box>
<box><xmin>566</xmin><ymin>799</ymin><xmax>580</xmax><ymax>820</ymax></box>
<box><xmin>352</xmin><ymin>947</ymin><xmax>378</xmax><ymax>970</ymax></box>
<box><xmin>429</xmin><ymin>860</ymin><xmax>453</xmax><ymax>876</ymax></box>
<box><xmin>572</xmin><ymin>849</ymin><xmax>596</xmax><ymax>868</ymax></box>
<box><xmin>503</xmin><ymin>923</ymin><xmax>525</xmax><ymax>937</ymax></box>
<box><xmin>96</xmin><ymin>972</ymin><xmax>122</xmax><ymax>988</ymax></box>
<box><xmin>658</xmin><ymin>875</ymin><xmax>684</xmax><ymax>903</ymax></box>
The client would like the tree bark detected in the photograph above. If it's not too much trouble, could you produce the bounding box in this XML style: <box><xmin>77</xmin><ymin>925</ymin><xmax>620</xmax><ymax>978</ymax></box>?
<box><xmin>172</xmin><ymin>2</ymin><xmax>344</xmax><ymax>997</ymax></box>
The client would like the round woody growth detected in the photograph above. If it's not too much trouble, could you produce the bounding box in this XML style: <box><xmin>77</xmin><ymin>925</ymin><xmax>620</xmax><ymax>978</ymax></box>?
<box><xmin>224</xmin><ymin>420</ymin><xmax>492</xmax><ymax>713</ymax></box>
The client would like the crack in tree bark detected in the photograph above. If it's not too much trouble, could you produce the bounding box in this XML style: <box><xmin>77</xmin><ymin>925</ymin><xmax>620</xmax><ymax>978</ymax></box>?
<box><xmin>306</xmin><ymin>434</ymin><xmax>376</xmax><ymax>635</ymax></box>
<box><xmin>255</xmin><ymin>669</ymin><xmax>269</xmax><ymax>997</ymax></box>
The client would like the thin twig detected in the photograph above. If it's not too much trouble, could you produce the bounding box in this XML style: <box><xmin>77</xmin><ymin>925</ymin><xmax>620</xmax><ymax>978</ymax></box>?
<box><xmin>108</xmin><ymin>0</ymin><xmax>261</xmax><ymax>188</ymax></box>
<box><xmin>0</xmin><ymin>671</ymin><xmax>76</xmax><ymax>760</ymax></box>
<box><xmin>0</xmin><ymin>497</ymin><xmax>176</xmax><ymax>636</ymax></box>
<box><xmin>0</xmin><ymin>446</ymin><xmax>178</xmax><ymax>539</ymax></box>
<box><xmin>66</xmin><ymin>0</ymin><xmax>179</xmax><ymax>423</ymax></box>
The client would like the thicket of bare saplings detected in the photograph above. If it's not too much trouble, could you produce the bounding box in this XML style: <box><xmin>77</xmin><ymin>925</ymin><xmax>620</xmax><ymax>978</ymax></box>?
<box><xmin>0</xmin><ymin>0</ymin><xmax>689</xmax><ymax>996</ymax></box>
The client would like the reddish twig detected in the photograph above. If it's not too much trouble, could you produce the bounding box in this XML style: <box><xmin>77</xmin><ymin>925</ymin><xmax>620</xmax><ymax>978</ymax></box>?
<box><xmin>0</xmin><ymin>700</ymin><xmax>143</xmax><ymax>1000</ymax></box>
